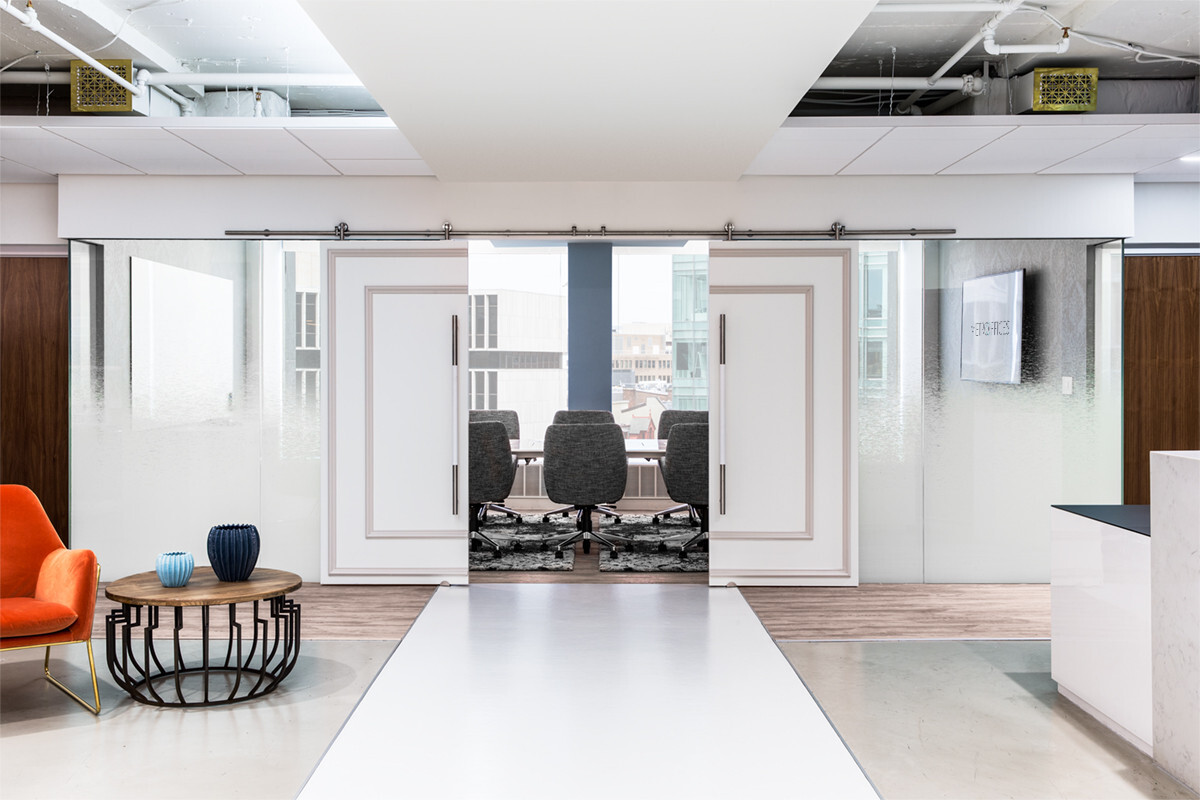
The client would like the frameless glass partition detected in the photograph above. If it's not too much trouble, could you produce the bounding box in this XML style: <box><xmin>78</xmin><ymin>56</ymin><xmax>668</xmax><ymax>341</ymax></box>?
<box><xmin>611</xmin><ymin>244</ymin><xmax>709</xmax><ymax>439</ymax></box>
<box><xmin>69</xmin><ymin>239</ymin><xmax>322</xmax><ymax>580</ymax></box>
<box><xmin>465</xmin><ymin>242</ymin><xmax>568</xmax><ymax>441</ymax></box>
<box><xmin>856</xmin><ymin>238</ymin><xmax>1124</xmax><ymax>583</ymax></box>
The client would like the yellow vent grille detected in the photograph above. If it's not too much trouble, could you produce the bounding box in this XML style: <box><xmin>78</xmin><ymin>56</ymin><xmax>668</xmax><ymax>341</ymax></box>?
<box><xmin>1031</xmin><ymin>67</ymin><xmax>1098</xmax><ymax>112</ymax></box>
<box><xmin>70</xmin><ymin>59</ymin><xmax>133</xmax><ymax>112</ymax></box>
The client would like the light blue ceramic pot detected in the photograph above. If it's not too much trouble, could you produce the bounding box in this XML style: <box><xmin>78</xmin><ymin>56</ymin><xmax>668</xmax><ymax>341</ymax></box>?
<box><xmin>156</xmin><ymin>551</ymin><xmax>194</xmax><ymax>588</ymax></box>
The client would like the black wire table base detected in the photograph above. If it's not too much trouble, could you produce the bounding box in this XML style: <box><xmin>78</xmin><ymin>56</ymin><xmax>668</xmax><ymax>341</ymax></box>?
<box><xmin>105</xmin><ymin>596</ymin><xmax>301</xmax><ymax>707</ymax></box>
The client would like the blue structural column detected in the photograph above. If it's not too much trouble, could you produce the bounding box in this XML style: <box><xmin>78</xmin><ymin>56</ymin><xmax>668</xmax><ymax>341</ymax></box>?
<box><xmin>567</xmin><ymin>242</ymin><xmax>612</xmax><ymax>410</ymax></box>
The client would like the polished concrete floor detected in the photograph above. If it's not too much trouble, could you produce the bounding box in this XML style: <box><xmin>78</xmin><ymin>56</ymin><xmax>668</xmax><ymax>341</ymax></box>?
<box><xmin>0</xmin><ymin>640</ymin><xmax>397</xmax><ymax>800</ymax></box>
<box><xmin>781</xmin><ymin>640</ymin><xmax>1197</xmax><ymax>799</ymax></box>
<box><xmin>3</xmin><ymin>589</ymin><xmax>1196</xmax><ymax>800</ymax></box>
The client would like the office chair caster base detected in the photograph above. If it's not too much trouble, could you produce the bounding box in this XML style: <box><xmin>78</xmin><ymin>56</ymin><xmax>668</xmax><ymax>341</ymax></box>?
<box><xmin>514</xmin><ymin>516</ymin><xmax>522</xmax><ymax>524</ymax></box>
<box><xmin>608</xmin><ymin>548</ymin><xmax>619</xmax><ymax>560</ymax></box>
<box><xmin>542</xmin><ymin>515</ymin><xmax>550</xmax><ymax>524</ymax></box>
<box><xmin>470</xmin><ymin>540</ymin><xmax>480</xmax><ymax>551</ymax></box>
<box><xmin>554</xmin><ymin>548</ymin><xmax>565</xmax><ymax>559</ymax></box>
<box><xmin>582</xmin><ymin>540</ymin><xmax>591</xmax><ymax>554</ymax></box>
<box><xmin>652</xmin><ymin>516</ymin><xmax>661</xmax><ymax>525</ymax></box>
<box><xmin>679</xmin><ymin>551</ymin><xmax>689</xmax><ymax>561</ymax></box>
<box><xmin>512</xmin><ymin>542</ymin><xmax>523</xmax><ymax>553</ymax></box>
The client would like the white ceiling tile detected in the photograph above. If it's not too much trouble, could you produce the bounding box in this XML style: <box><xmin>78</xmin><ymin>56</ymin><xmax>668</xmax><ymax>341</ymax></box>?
<box><xmin>1041</xmin><ymin>125</ymin><xmax>1200</xmax><ymax>173</ymax></box>
<box><xmin>166</xmin><ymin>128</ymin><xmax>338</xmax><ymax>175</ymax></box>
<box><xmin>744</xmin><ymin>127</ymin><xmax>890</xmax><ymax>175</ymax></box>
<box><xmin>46</xmin><ymin>127</ymin><xmax>240</xmax><ymax>175</ymax></box>
<box><xmin>940</xmin><ymin>124</ymin><xmax>1140</xmax><ymax>174</ymax></box>
<box><xmin>289</xmin><ymin>128</ymin><xmax>423</xmax><ymax>161</ymax></box>
<box><xmin>0</xmin><ymin>127</ymin><xmax>142</xmax><ymax>176</ymax></box>
<box><xmin>327</xmin><ymin>159</ymin><xmax>435</xmax><ymax>176</ymax></box>
<box><xmin>840</xmin><ymin>126</ymin><xmax>1014</xmax><ymax>175</ymax></box>
<box><xmin>1135</xmin><ymin>152</ymin><xmax>1200</xmax><ymax>179</ymax></box>
<box><xmin>0</xmin><ymin>158</ymin><xmax>57</xmax><ymax>183</ymax></box>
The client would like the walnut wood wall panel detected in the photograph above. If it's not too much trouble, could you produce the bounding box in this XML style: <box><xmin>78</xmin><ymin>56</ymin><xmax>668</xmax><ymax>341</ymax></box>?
<box><xmin>0</xmin><ymin>257</ymin><xmax>70</xmax><ymax>543</ymax></box>
<box><xmin>1123</xmin><ymin>255</ymin><xmax>1200</xmax><ymax>505</ymax></box>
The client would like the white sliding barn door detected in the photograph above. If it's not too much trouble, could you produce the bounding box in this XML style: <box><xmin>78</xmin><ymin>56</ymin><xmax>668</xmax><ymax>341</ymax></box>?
<box><xmin>708</xmin><ymin>245</ymin><xmax>858</xmax><ymax>586</ymax></box>
<box><xmin>322</xmin><ymin>245</ymin><xmax>468</xmax><ymax>583</ymax></box>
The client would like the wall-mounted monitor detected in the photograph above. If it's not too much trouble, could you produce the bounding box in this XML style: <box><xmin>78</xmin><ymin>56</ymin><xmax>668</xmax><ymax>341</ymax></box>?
<box><xmin>960</xmin><ymin>268</ymin><xmax>1024</xmax><ymax>384</ymax></box>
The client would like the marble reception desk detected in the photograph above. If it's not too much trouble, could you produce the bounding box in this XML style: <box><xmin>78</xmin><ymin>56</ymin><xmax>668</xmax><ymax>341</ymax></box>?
<box><xmin>1051</xmin><ymin>451</ymin><xmax>1200</xmax><ymax>794</ymax></box>
<box><xmin>1051</xmin><ymin>504</ymin><xmax>1152</xmax><ymax>753</ymax></box>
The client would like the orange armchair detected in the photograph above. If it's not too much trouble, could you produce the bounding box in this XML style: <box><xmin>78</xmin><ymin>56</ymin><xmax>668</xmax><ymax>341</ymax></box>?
<box><xmin>1</xmin><ymin>484</ymin><xmax>101</xmax><ymax>714</ymax></box>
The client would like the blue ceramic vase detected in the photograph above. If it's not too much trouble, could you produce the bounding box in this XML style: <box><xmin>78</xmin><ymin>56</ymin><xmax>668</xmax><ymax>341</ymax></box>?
<box><xmin>207</xmin><ymin>523</ymin><xmax>260</xmax><ymax>582</ymax></box>
<box><xmin>156</xmin><ymin>551</ymin><xmax>194</xmax><ymax>588</ymax></box>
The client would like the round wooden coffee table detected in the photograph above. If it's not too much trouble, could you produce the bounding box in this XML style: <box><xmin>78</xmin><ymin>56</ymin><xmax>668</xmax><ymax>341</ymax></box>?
<box><xmin>104</xmin><ymin>567</ymin><xmax>301</xmax><ymax>707</ymax></box>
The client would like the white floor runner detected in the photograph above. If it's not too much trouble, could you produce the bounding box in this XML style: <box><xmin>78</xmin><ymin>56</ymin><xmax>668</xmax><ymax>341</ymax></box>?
<box><xmin>300</xmin><ymin>584</ymin><xmax>877</xmax><ymax>799</ymax></box>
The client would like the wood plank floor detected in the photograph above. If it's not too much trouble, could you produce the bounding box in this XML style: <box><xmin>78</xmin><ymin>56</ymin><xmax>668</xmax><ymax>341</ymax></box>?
<box><xmin>91</xmin><ymin>553</ymin><xmax>1049</xmax><ymax>642</ymax></box>
<box><xmin>741</xmin><ymin>583</ymin><xmax>1051</xmax><ymax>640</ymax></box>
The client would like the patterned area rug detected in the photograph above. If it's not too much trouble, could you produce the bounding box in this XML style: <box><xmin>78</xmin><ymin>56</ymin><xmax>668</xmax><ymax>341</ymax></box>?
<box><xmin>468</xmin><ymin>514</ymin><xmax>580</xmax><ymax>571</ymax></box>
<box><xmin>598</xmin><ymin>514</ymin><xmax>709</xmax><ymax>573</ymax></box>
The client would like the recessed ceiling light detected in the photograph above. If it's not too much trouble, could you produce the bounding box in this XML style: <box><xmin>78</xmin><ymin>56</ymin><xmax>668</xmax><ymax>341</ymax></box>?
<box><xmin>1181</xmin><ymin>155</ymin><xmax>1200</xmax><ymax>163</ymax></box>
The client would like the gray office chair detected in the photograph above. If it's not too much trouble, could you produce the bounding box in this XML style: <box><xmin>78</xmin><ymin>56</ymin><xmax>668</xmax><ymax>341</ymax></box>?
<box><xmin>652</xmin><ymin>410</ymin><xmax>708</xmax><ymax>525</ymax></box>
<box><xmin>469</xmin><ymin>410</ymin><xmax>521</xmax><ymax>523</ymax></box>
<box><xmin>543</xmin><ymin>408</ymin><xmax>620</xmax><ymax>521</ymax></box>
<box><xmin>469</xmin><ymin>409</ymin><xmax>520</xmax><ymax>439</ymax></box>
<box><xmin>552</xmin><ymin>409</ymin><xmax>615</xmax><ymax>425</ymax></box>
<box><xmin>541</xmin><ymin>422</ymin><xmax>630</xmax><ymax>559</ymax></box>
<box><xmin>468</xmin><ymin>420</ymin><xmax>520</xmax><ymax>553</ymax></box>
<box><xmin>656</xmin><ymin>422</ymin><xmax>709</xmax><ymax>558</ymax></box>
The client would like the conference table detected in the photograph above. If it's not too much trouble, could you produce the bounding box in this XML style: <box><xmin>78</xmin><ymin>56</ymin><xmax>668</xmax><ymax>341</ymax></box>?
<box><xmin>510</xmin><ymin>438</ymin><xmax>667</xmax><ymax>463</ymax></box>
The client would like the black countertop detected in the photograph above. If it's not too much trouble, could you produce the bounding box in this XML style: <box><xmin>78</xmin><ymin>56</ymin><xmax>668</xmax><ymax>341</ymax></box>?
<box><xmin>1052</xmin><ymin>504</ymin><xmax>1151</xmax><ymax>537</ymax></box>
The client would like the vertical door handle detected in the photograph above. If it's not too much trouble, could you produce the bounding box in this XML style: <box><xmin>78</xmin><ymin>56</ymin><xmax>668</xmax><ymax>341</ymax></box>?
<box><xmin>719</xmin><ymin>313</ymin><xmax>726</xmax><ymax>515</ymax></box>
<box><xmin>451</xmin><ymin>314</ymin><xmax>459</xmax><ymax>515</ymax></box>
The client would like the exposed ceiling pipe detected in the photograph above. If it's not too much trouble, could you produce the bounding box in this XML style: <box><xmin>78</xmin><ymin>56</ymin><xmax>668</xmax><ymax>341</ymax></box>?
<box><xmin>872</xmin><ymin>2</ymin><xmax>1007</xmax><ymax>11</ymax></box>
<box><xmin>983</xmin><ymin>27</ymin><xmax>1072</xmax><ymax>55</ymax></box>
<box><xmin>812</xmin><ymin>75</ymin><xmax>984</xmax><ymax>93</ymax></box>
<box><xmin>0</xmin><ymin>71</ymin><xmax>362</xmax><ymax>87</ymax></box>
<box><xmin>141</xmin><ymin>73</ymin><xmax>363</xmax><ymax>87</ymax></box>
<box><xmin>921</xmin><ymin>67</ymin><xmax>990</xmax><ymax>115</ymax></box>
<box><xmin>135</xmin><ymin>69</ymin><xmax>193</xmax><ymax>115</ymax></box>
<box><xmin>895</xmin><ymin>0</ymin><xmax>1024</xmax><ymax>113</ymax></box>
<box><xmin>2</xmin><ymin>0</ymin><xmax>140</xmax><ymax>96</ymax></box>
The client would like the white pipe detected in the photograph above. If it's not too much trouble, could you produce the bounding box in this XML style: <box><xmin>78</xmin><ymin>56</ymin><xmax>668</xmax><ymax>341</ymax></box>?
<box><xmin>2</xmin><ymin>2</ymin><xmax>141</xmax><ymax>96</ymax></box>
<box><xmin>812</xmin><ymin>75</ymin><xmax>984</xmax><ymax>93</ymax></box>
<box><xmin>141</xmin><ymin>73</ymin><xmax>362</xmax><ymax>87</ymax></box>
<box><xmin>982</xmin><ymin>28</ymin><xmax>1071</xmax><ymax>55</ymax></box>
<box><xmin>896</xmin><ymin>0</ymin><xmax>1024</xmax><ymax>112</ymax></box>
<box><xmin>872</xmin><ymin>2</ymin><xmax>1006</xmax><ymax>11</ymax></box>
<box><xmin>135</xmin><ymin>69</ymin><xmax>193</xmax><ymax>114</ymax></box>
<box><xmin>0</xmin><ymin>71</ymin><xmax>361</xmax><ymax>88</ymax></box>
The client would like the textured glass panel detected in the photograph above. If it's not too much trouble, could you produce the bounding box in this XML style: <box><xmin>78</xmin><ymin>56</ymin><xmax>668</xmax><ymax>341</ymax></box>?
<box><xmin>857</xmin><ymin>242</ymin><xmax>925</xmax><ymax>582</ymax></box>
<box><xmin>69</xmin><ymin>239</ymin><xmax>322</xmax><ymax>581</ymax></box>
<box><xmin>921</xmin><ymin>239</ymin><xmax>1123</xmax><ymax>583</ymax></box>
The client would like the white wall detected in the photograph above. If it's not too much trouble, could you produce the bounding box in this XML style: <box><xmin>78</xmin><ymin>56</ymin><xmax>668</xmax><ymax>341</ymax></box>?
<box><xmin>1130</xmin><ymin>182</ymin><xmax>1200</xmax><ymax>245</ymax></box>
<box><xmin>0</xmin><ymin>183</ymin><xmax>62</xmax><ymax>247</ymax></box>
<box><xmin>56</xmin><ymin>174</ymin><xmax>1136</xmax><ymax>241</ymax></box>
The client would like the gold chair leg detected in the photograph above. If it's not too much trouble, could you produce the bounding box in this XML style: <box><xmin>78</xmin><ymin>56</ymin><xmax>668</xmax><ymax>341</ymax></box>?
<box><xmin>43</xmin><ymin>641</ymin><xmax>101</xmax><ymax>715</ymax></box>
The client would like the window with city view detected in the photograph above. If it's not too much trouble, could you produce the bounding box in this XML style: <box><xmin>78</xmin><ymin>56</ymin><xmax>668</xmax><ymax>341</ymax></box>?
<box><xmin>612</xmin><ymin>245</ymin><xmax>709</xmax><ymax>439</ymax></box>
<box><xmin>466</xmin><ymin>243</ymin><xmax>568</xmax><ymax>441</ymax></box>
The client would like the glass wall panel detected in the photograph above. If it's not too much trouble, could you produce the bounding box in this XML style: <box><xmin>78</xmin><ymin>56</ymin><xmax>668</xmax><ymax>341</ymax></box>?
<box><xmin>611</xmin><ymin>244</ymin><xmax>708</xmax><ymax>438</ymax></box>
<box><xmin>467</xmin><ymin>242</ymin><xmax>568</xmax><ymax>440</ymax></box>
<box><xmin>69</xmin><ymin>239</ymin><xmax>322</xmax><ymax>580</ymax></box>
<box><xmin>857</xmin><ymin>242</ymin><xmax>926</xmax><ymax>582</ymax></box>
<box><xmin>921</xmin><ymin>239</ymin><xmax>1123</xmax><ymax>582</ymax></box>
